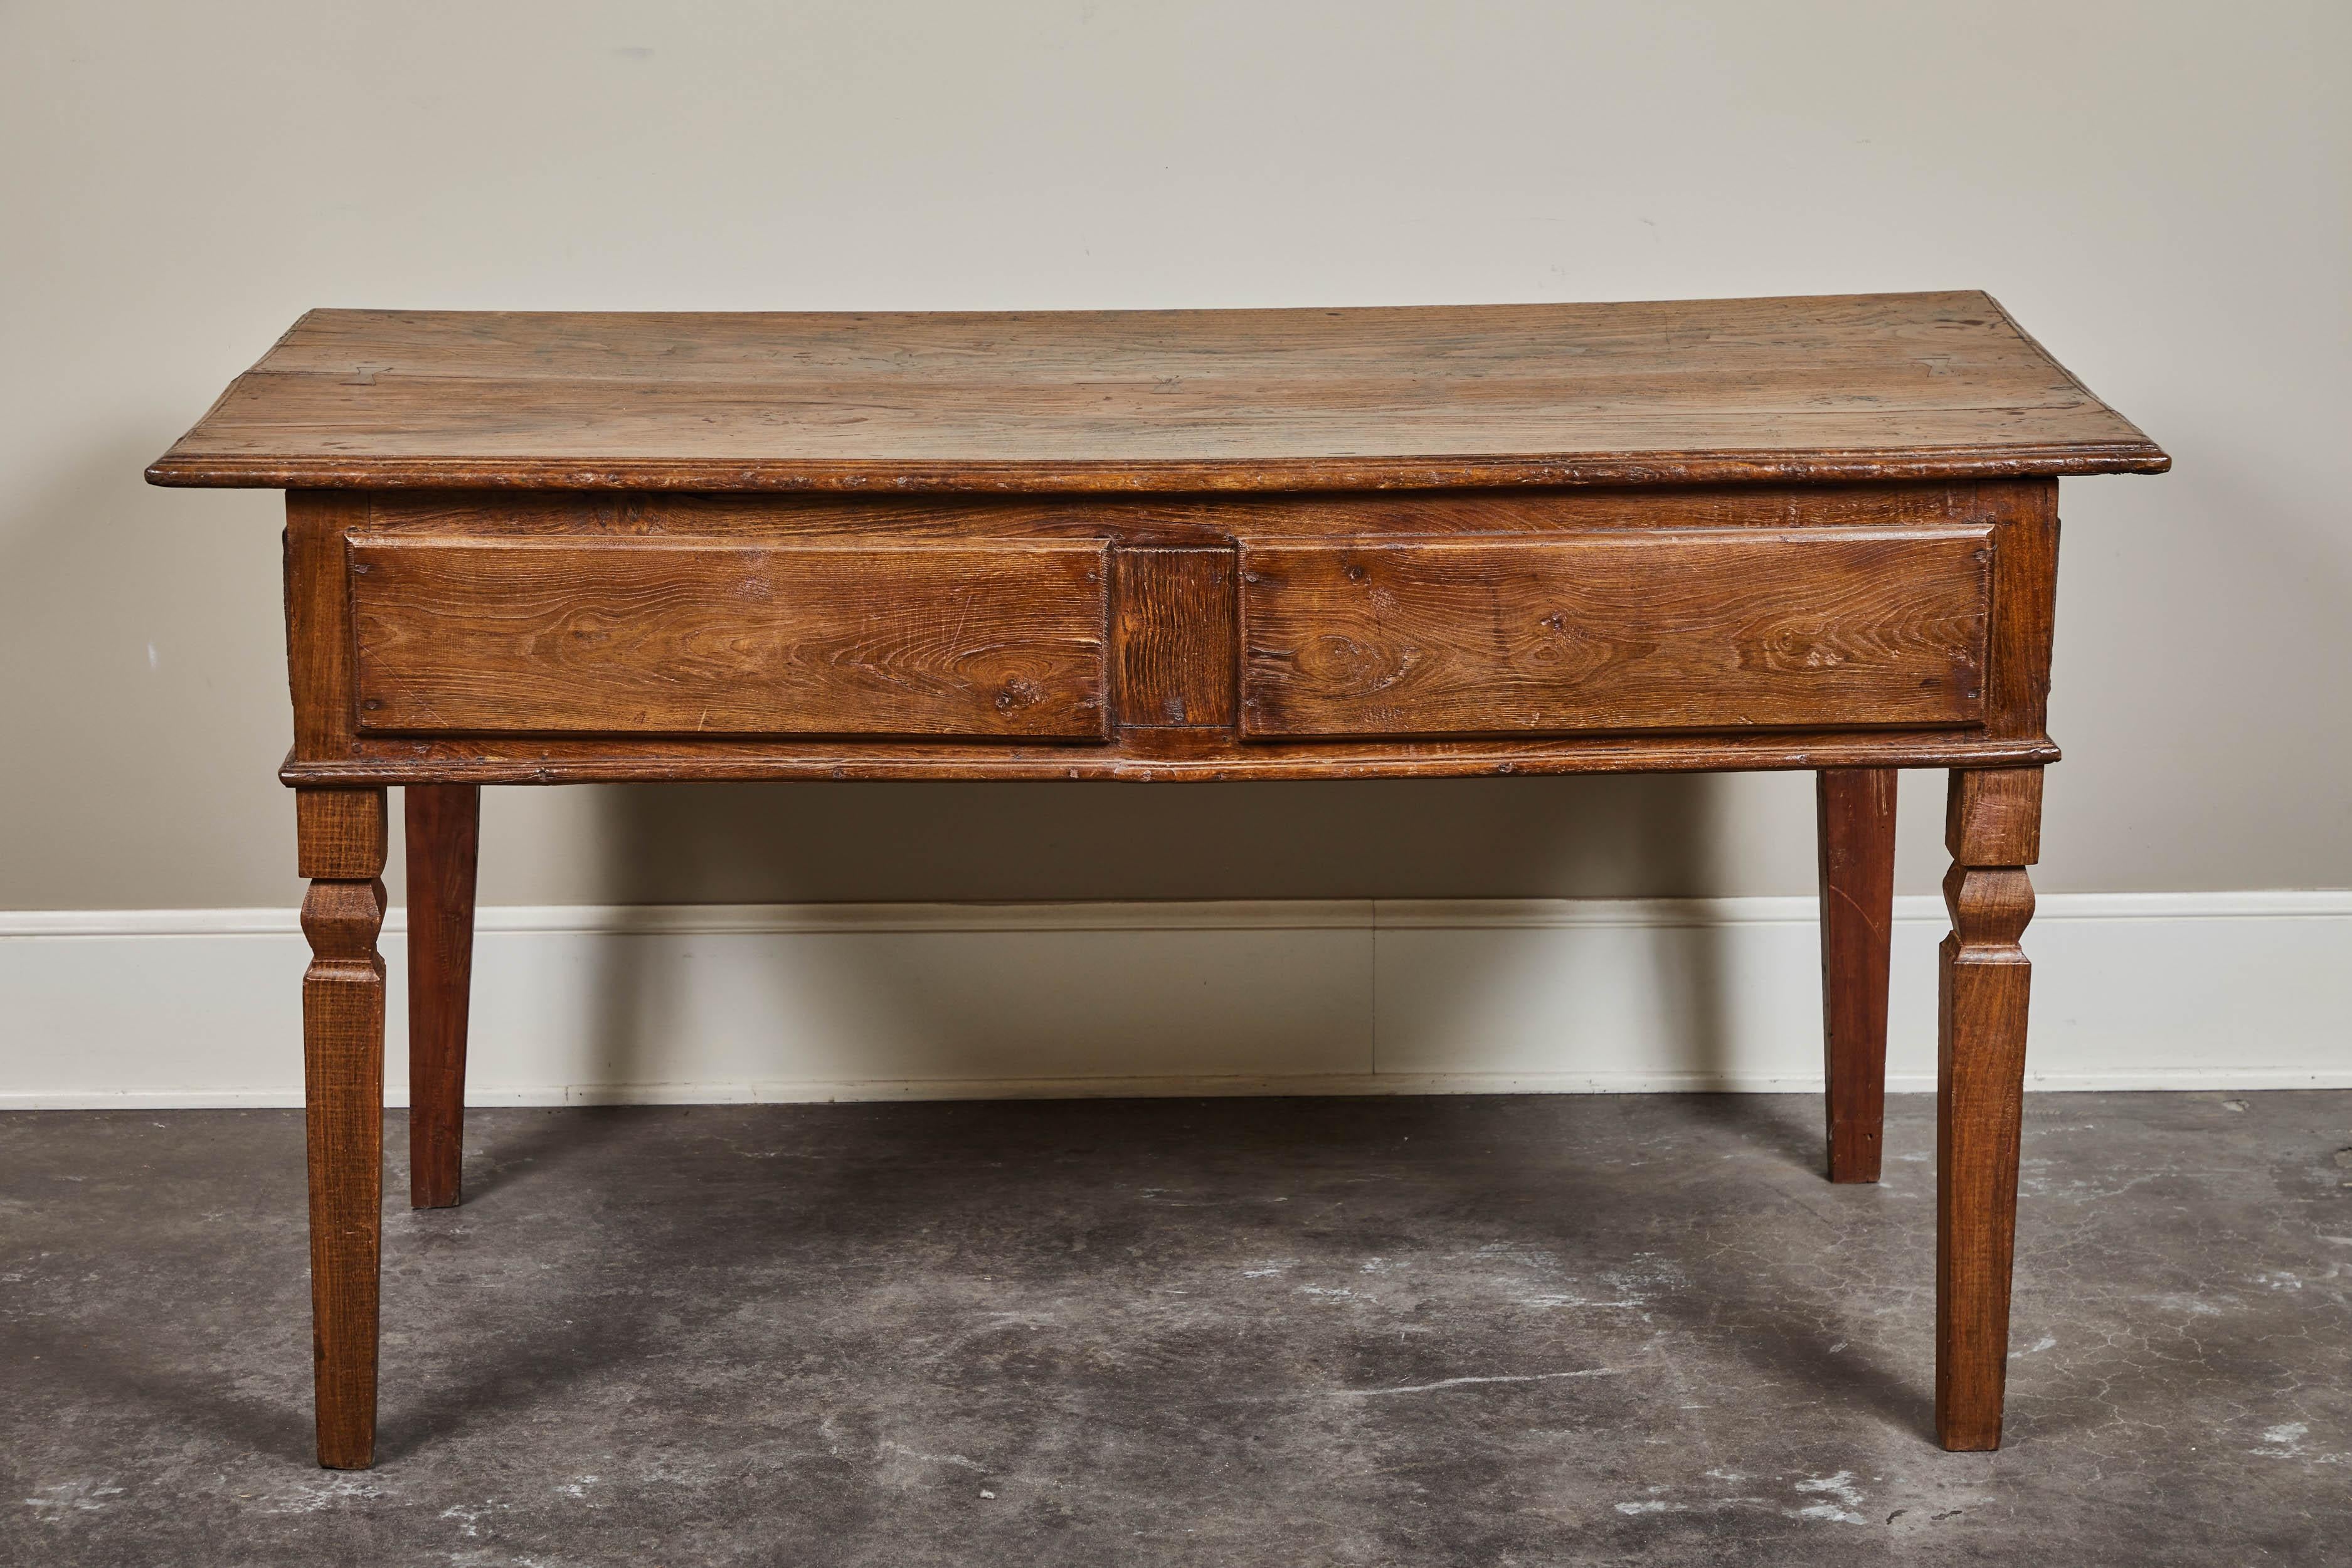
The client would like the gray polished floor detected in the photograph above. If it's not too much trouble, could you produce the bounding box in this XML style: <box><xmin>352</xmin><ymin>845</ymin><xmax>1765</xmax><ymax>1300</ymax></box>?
<box><xmin>4</xmin><ymin>1091</ymin><xmax>2348</xmax><ymax>1565</ymax></box>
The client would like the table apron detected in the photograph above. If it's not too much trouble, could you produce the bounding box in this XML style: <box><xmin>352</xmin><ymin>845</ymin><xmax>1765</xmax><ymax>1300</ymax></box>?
<box><xmin>282</xmin><ymin>479</ymin><xmax>2061</xmax><ymax>784</ymax></box>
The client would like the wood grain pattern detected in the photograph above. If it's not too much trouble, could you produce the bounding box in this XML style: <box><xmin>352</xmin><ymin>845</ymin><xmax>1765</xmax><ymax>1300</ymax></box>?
<box><xmin>348</xmin><ymin>537</ymin><xmax>1111</xmax><ymax>739</ymax></box>
<box><xmin>1936</xmin><ymin>766</ymin><xmax>2042</xmax><ymax>1451</ymax></box>
<box><xmin>285</xmin><ymin>492</ymin><xmax>369</xmax><ymax>760</ymax></box>
<box><xmin>1946</xmin><ymin>765</ymin><xmax>2046</xmax><ymax>865</ymax></box>
<box><xmin>342</xmin><ymin>478</ymin><xmax>2043</xmax><ymax>545</ymax></box>
<box><xmin>1239</xmin><ymin>529</ymin><xmax>1991</xmax><ymax>738</ymax></box>
<box><xmin>1981</xmin><ymin>481</ymin><xmax>2060</xmax><ymax>743</ymax></box>
<box><xmin>295</xmin><ymin>787</ymin><xmax>387</xmax><ymax>880</ymax></box>
<box><xmin>405</xmin><ymin>785</ymin><xmax>479</xmax><ymax>1211</ymax></box>
<box><xmin>1114</xmin><ymin>546</ymin><xmax>1237</xmax><ymax>728</ymax></box>
<box><xmin>148</xmin><ymin>294</ymin><xmax>2168</xmax><ymax>492</ymax></box>
<box><xmin>1818</xmin><ymin>768</ymin><xmax>1897</xmax><ymax>1184</ymax></box>
<box><xmin>276</xmin><ymin>482</ymin><xmax>2056</xmax><ymax>782</ymax></box>
<box><xmin>297</xmin><ymin>788</ymin><xmax>388</xmax><ymax>1470</ymax></box>
<box><xmin>282</xmin><ymin>729</ymin><xmax>2061</xmax><ymax>787</ymax></box>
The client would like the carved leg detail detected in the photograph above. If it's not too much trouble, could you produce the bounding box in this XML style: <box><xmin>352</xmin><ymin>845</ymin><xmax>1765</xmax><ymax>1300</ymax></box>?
<box><xmin>297</xmin><ymin>788</ymin><xmax>388</xmax><ymax>1470</ymax></box>
<box><xmin>1818</xmin><ymin>768</ymin><xmax>1897</xmax><ymax>1183</ymax></box>
<box><xmin>1935</xmin><ymin>767</ymin><xmax>2041</xmax><ymax>1452</ymax></box>
<box><xmin>406</xmin><ymin>785</ymin><xmax>480</xmax><ymax>1210</ymax></box>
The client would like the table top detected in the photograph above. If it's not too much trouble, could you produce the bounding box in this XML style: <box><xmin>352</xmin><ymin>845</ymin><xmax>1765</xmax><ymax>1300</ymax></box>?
<box><xmin>149</xmin><ymin>292</ymin><xmax>2165</xmax><ymax>494</ymax></box>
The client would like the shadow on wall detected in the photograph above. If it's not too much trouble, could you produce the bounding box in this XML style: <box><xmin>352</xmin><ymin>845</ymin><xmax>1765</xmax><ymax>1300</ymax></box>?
<box><xmin>460</xmin><ymin>773</ymin><xmax>1820</xmax><ymax>1187</ymax></box>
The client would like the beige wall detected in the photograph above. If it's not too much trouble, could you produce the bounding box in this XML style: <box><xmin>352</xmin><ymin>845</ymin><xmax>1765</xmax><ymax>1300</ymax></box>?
<box><xmin>4</xmin><ymin>1</ymin><xmax>2346</xmax><ymax>913</ymax></box>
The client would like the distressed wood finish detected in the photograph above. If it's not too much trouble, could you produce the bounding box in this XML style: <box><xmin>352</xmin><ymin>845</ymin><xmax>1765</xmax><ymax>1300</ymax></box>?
<box><xmin>149</xmin><ymin>296</ymin><xmax>2169</xmax><ymax>1466</ymax></box>
<box><xmin>297</xmin><ymin>788</ymin><xmax>389</xmax><ymax>1470</ymax></box>
<box><xmin>285</xmin><ymin>729</ymin><xmax>2062</xmax><ymax>786</ymax></box>
<box><xmin>150</xmin><ymin>295</ymin><xmax>2165</xmax><ymax>492</ymax></box>
<box><xmin>1937</xmin><ymin>766</ymin><xmax>2043</xmax><ymax>1451</ymax></box>
<box><xmin>329</xmin><ymin>477</ymin><xmax>2050</xmax><ymax>544</ymax></box>
<box><xmin>405</xmin><ymin>785</ymin><xmax>480</xmax><ymax>1210</ymax></box>
<box><xmin>1817</xmin><ymin>768</ymin><xmax>1898</xmax><ymax>1183</ymax></box>
<box><xmin>277</xmin><ymin>479</ymin><xmax>2060</xmax><ymax>784</ymax></box>
<box><xmin>1114</xmin><ymin>546</ymin><xmax>1237</xmax><ymax>728</ymax></box>
<box><xmin>1947</xmin><ymin>761</ymin><xmax>2046</xmax><ymax>862</ymax></box>
<box><xmin>1239</xmin><ymin>529</ymin><xmax>1991</xmax><ymax>738</ymax></box>
<box><xmin>295</xmin><ymin>780</ymin><xmax>386</xmax><ymax>878</ymax></box>
<box><xmin>349</xmin><ymin>537</ymin><xmax>1111</xmax><ymax>739</ymax></box>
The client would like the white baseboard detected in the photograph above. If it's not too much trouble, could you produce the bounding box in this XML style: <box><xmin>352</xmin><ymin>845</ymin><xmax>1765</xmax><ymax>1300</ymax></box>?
<box><xmin>3</xmin><ymin>894</ymin><xmax>2347</xmax><ymax>1108</ymax></box>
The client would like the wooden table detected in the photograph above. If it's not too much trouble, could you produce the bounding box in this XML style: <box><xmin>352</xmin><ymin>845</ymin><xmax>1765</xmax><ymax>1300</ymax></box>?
<box><xmin>151</xmin><ymin>293</ymin><xmax>2167</xmax><ymax>1468</ymax></box>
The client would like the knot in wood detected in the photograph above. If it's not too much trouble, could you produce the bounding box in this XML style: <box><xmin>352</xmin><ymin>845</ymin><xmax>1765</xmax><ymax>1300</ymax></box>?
<box><xmin>1298</xmin><ymin>633</ymin><xmax>1411</xmax><ymax>696</ymax></box>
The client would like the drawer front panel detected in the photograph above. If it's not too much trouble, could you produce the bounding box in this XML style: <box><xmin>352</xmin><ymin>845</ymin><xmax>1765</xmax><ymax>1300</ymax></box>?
<box><xmin>350</xmin><ymin>536</ymin><xmax>1110</xmax><ymax>738</ymax></box>
<box><xmin>1239</xmin><ymin>527</ymin><xmax>1991</xmax><ymax>738</ymax></box>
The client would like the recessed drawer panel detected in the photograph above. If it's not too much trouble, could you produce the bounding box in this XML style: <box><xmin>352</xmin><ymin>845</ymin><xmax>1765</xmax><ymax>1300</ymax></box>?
<box><xmin>349</xmin><ymin>536</ymin><xmax>1110</xmax><ymax>739</ymax></box>
<box><xmin>1239</xmin><ymin>527</ymin><xmax>1991</xmax><ymax>738</ymax></box>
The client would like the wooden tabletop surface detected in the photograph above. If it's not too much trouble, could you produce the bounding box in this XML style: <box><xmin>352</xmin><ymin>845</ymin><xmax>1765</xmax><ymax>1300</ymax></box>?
<box><xmin>149</xmin><ymin>292</ymin><xmax>2166</xmax><ymax>492</ymax></box>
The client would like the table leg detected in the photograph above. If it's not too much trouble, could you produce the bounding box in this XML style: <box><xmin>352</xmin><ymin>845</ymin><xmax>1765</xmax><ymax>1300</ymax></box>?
<box><xmin>297</xmin><ymin>787</ymin><xmax>388</xmax><ymax>1470</ymax></box>
<box><xmin>1816</xmin><ymin>768</ymin><xmax>1896</xmax><ymax>1182</ymax></box>
<box><xmin>405</xmin><ymin>785</ymin><xmax>480</xmax><ymax>1210</ymax></box>
<box><xmin>1935</xmin><ymin>766</ymin><xmax>2041</xmax><ymax>1451</ymax></box>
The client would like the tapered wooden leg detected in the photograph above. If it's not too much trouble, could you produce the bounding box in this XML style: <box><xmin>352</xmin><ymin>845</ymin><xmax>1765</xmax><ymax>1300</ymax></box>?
<box><xmin>297</xmin><ymin>788</ymin><xmax>389</xmax><ymax>1470</ymax></box>
<box><xmin>1817</xmin><ymin>768</ymin><xmax>1897</xmax><ymax>1183</ymax></box>
<box><xmin>1936</xmin><ymin>767</ymin><xmax>2041</xmax><ymax>1451</ymax></box>
<box><xmin>406</xmin><ymin>785</ymin><xmax>480</xmax><ymax>1210</ymax></box>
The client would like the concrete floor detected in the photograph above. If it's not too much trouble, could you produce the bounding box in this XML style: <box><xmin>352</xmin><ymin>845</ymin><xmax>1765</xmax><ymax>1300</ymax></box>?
<box><xmin>3</xmin><ymin>1093</ymin><xmax>2348</xmax><ymax>1567</ymax></box>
